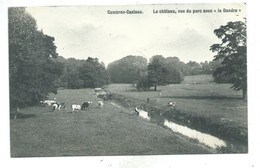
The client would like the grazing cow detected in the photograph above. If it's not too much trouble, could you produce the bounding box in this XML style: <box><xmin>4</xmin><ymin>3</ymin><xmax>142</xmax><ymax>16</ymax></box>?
<box><xmin>81</xmin><ymin>101</ymin><xmax>92</xmax><ymax>110</ymax></box>
<box><xmin>40</xmin><ymin>100</ymin><xmax>56</xmax><ymax>107</ymax></box>
<box><xmin>52</xmin><ymin>102</ymin><xmax>65</xmax><ymax>111</ymax></box>
<box><xmin>167</xmin><ymin>101</ymin><xmax>176</xmax><ymax>107</ymax></box>
<box><xmin>71</xmin><ymin>104</ymin><xmax>81</xmax><ymax>113</ymax></box>
<box><xmin>133</xmin><ymin>107</ymin><xmax>139</xmax><ymax>115</ymax></box>
<box><xmin>97</xmin><ymin>101</ymin><xmax>104</xmax><ymax>107</ymax></box>
<box><xmin>52</xmin><ymin>103</ymin><xmax>60</xmax><ymax>111</ymax></box>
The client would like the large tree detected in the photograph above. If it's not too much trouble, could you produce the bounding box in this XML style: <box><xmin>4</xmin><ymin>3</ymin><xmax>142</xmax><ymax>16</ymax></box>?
<box><xmin>9</xmin><ymin>8</ymin><xmax>63</xmax><ymax>110</ymax></box>
<box><xmin>210</xmin><ymin>21</ymin><xmax>247</xmax><ymax>99</ymax></box>
<box><xmin>147</xmin><ymin>55</ymin><xmax>169</xmax><ymax>91</ymax></box>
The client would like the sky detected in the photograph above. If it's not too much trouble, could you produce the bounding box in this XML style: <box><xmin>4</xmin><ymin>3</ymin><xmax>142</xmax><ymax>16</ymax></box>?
<box><xmin>26</xmin><ymin>3</ymin><xmax>246</xmax><ymax>66</ymax></box>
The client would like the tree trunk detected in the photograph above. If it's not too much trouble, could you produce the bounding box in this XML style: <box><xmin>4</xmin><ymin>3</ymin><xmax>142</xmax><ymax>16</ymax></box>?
<box><xmin>242</xmin><ymin>88</ymin><xmax>247</xmax><ymax>99</ymax></box>
<box><xmin>154</xmin><ymin>85</ymin><xmax>157</xmax><ymax>91</ymax></box>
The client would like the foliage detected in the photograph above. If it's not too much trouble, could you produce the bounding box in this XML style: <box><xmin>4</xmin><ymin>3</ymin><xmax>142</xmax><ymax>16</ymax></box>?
<box><xmin>147</xmin><ymin>55</ymin><xmax>184</xmax><ymax>91</ymax></box>
<box><xmin>213</xmin><ymin>69</ymin><xmax>232</xmax><ymax>83</ymax></box>
<box><xmin>57</xmin><ymin>56</ymin><xmax>110</xmax><ymax>89</ymax></box>
<box><xmin>147</xmin><ymin>55</ymin><xmax>169</xmax><ymax>91</ymax></box>
<box><xmin>136</xmin><ymin>76</ymin><xmax>152</xmax><ymax>91</ymax></box>
<box><xmin>107</xmin><ymin>55</ymin><xmax>147</xmax><ymax>83</ymax></box>
<box><xmin>79</xmin><ymin>57</ymin><xmax>110</xmax><ymax>88</ymax></box>
<box><xmin>9</xmin><ymin>8</ymin><xmax>63</xmax><ymax>109</ymax></box>
<box><xmin>210</xmin><ymin>21</ymin><xmax>247</xmax><ymax>98</ymax></box>
<box><xmin>108</xmin><ymin>55</ymin><xmax>220</xmax><ymax>87</ymax></box>
<box><xmin>58</xmin><ymin>57</ymin><xmax>84</xmax><ymax>88</ymax></box>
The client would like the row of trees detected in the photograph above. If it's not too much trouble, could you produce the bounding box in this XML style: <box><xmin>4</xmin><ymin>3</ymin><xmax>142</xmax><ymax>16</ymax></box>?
<box><xmin>107</xmin><ymin>55</ymin><xmax>222</xmax><ymax>84</ymax></box>
<box><xmin>57</xmin><ymin>57</ymin><xmax>110</xmax><ymax>89</ymax></box>
<box><xmin>107</xmin><ymin>55</ymin><xmax>224</xmax><ymax>91</ymax></box>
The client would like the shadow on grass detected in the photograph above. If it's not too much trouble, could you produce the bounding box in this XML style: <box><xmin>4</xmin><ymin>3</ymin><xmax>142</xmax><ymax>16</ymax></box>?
<box><xmin>10</xmin><ymin>112</ymin><xmax>36</xmax><ymax>120</ymax></box>
<box><xmin>161</xmin><ymin>95</ymin><xmax>242</xmax><ymax>100</ymax></box>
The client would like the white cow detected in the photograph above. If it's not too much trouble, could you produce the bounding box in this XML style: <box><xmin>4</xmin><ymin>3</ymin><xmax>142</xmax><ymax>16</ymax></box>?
<box><xmin>97</xmin><ymin>101</ymin><xmax>104</xmax><ymax>107</ymax></box>
<box><xmin>40</xmin><ymin>100</ymin><xmax>56</xmax><ymax>107</ymax></box>
<box><xmin>52</xmin><ymin>103</ymin><xmax>60</xmax><ymax>111</ymax></box>
<box><xmin>133</xmin><ymin>107</ymin><xmax>139</xmax><ymax>115</ymax></box>
<box><xmin>52</xmin><ymin>103</ymin><xmax>62</xmax><ymax>111</ymax></box>
<box><xmin>167</xmin><ymin>101</ymin><xmax>176</xmax><ymax>107</ymax></box>
<box><xmin>71</xmin><ymin>104</ymin><xmax>81</xmax><ymax>113</ymax></box>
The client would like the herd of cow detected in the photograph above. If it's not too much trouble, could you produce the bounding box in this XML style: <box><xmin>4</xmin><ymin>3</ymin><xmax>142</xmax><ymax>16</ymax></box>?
<box><xmin>40</xmin><ymin>99</ymin><xmax>104</xmax><ymax>113</ymax></box>
<box><xmin>39</xmin><ymin>88</ymin><xmax>109</xmax><ymax>113</ymax></box>
<box><xmin>39</xmin><ymin>87</ymin><xmax>175</xmax><ymax>115</ymax></box>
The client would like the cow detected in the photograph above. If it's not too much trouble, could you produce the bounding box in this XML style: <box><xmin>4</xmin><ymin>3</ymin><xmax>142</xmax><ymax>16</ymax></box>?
<box><xmin>40</xmin><ymin>100</ymin><xmax>56</xmax><ymax>107</ymax></box>
<box><xmin>81</xmin><ymin>101</ymin><xmax>92</xmax><ymax>110</ymax></box>
<box><xmin>71</xmin><ymin>104</ymin><xmax>81</xmax><ymax>113</ymax></box>
<box><xmin>167</xmin><ymin>101</ymin><xmax>176</xmax><ymax>108</ymax></box>
<box><xmin>52</xmin><ymin>102</ymin><xmax>66</xmax><ymax>111</ymax></box>
<box><xmin>133</xmin><ymin>107</ymin><xmax>139</xmax><ymax>116</ymax></box>
<box><xmin>52</xmin><ymin>103</ymin><xmax>60</xmax><ymax>111</ymax></box>
<box><xmin>97</xmin><ymin>101</ymin><xmax>104</xmax><ymax>107</ymax></box>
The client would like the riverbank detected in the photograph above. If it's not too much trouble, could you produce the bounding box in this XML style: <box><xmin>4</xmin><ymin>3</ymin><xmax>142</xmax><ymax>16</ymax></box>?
<box><xmin>109</xmin><ymin>93</ymin><xmax>247</xmax><ymax>153</ymax></box>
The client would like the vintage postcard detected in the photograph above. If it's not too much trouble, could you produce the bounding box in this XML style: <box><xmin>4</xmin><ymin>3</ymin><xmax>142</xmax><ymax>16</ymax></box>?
<box><xmin>8</xmin><ymin>3</ymin><xmax>247</xmax><ymax>159</ymax></box>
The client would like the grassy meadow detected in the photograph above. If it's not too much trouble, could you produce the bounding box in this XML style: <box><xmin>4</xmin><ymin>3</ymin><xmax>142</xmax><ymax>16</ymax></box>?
<box><xmin>108</xmin><ymin>75</ymin><xmax>247</xmax><ymax>127</ymax></box>
<box><xmin>10</xmin><ymin>75</ymin><xmax>247</xmax><ymax>156</ymax></box>
<box><xmin>10</xmin><ymin>88</ymin><xmax>214</xmax><ymax>157</ymax></box>
<box><xmin>107</xmin><ymin>75</ymin><xmax>248</xmax><ymax>148</ymax></box>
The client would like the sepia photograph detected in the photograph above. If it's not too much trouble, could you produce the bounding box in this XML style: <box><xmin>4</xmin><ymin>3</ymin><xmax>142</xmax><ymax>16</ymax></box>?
<box><xmin>8</xmin><ymin>3</ymin><xmax>248</xmax><ymax>158</ymax></box>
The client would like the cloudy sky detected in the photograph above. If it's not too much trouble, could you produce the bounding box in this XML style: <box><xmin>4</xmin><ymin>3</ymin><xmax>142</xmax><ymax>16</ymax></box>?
<box><xmin>26</xmin><ymin>3</ymin><xmax>246</xmax><ymax>66</ymax></box>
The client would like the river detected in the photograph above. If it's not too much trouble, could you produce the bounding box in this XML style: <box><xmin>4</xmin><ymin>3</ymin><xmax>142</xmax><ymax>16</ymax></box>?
<box><xmin>110</xmin><ymin>102</ymin><xmax>226</xmax><ymax>149</ymax></box>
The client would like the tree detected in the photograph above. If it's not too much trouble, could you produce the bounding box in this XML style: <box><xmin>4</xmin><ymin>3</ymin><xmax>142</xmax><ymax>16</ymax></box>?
<box><xmin>9</xmin><ymin>8</ymin><xmax>63</xmax><ymax>110</ymax></box>
<box><xmin>107</xmin><ymin>55</ymin><xmax>147</xmax><ymax>83</ymax></box>
<box><xmin>79</xmin><ymin>57</ymin><xmax>110</xmax><ymax>88</ymax></box>
<box><xmin>165</xmin><ymin>57</ymin><xmax>184</xmax><ymax>82</ymax></box>
<box><xmin>210</xmin><ymin>21</ymin><xmax>247</xmax><ymax>99</ymax></box>
<box><xmin>186</xmin><ymin>61</ymin><xmax>201</xmax><ymax>75</ymax></box>
<box><xmin>147</xmin><ymin>55</ymin><xmax>169</xmax><ymax>91</ymax></box>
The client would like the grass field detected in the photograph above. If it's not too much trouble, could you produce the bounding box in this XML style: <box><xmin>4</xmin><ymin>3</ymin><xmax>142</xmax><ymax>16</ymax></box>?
<box><xmin>108</xmin><ymin>75</ymin><xmax>247</xmax><ymax>128</ymax></box>
<box><xmin>10</xmin><ymin>88</ymin><xmax>214</xmax><ymax>157</ymax></box>
<box><xmin>107</xmin><ymin>75</ymin><xmax>248</xmax><ymax>149</ymax></box>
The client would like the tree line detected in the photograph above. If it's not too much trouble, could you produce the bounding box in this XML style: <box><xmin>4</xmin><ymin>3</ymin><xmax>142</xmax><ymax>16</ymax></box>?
<box><xmin>107</xmin><ymin>55</ymin><xmax>223</xmax><ymax>90</ymax></box>
<box><xmin>9</xmin><ymin>7</ymin><xmax>247</xmax><ymax>112</ymax></box>
<box><xmin>55</xmin><ymin>56</ymin><xmax>110</xmax><ymax>89</ymax></box>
